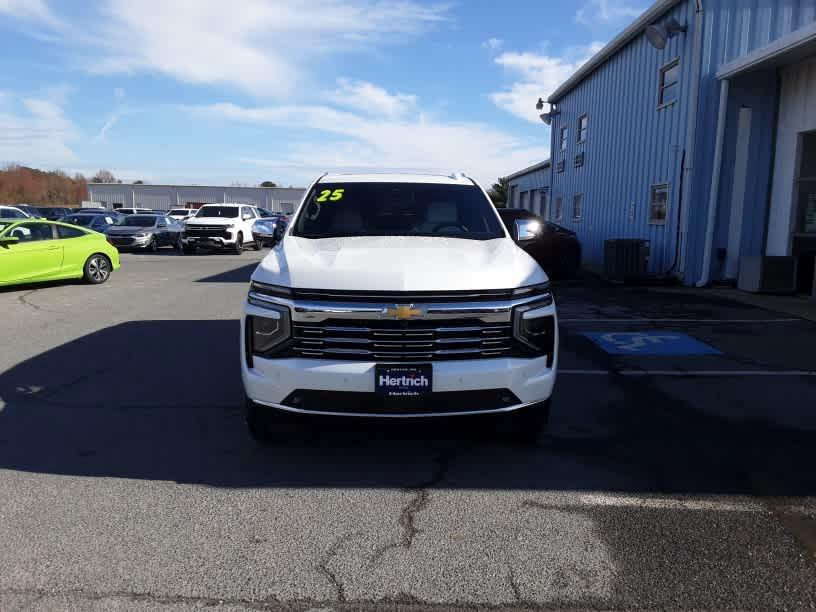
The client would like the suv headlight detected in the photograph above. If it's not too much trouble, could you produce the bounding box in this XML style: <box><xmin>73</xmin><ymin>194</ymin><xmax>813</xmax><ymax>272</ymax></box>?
<box><xmin>245</xmin><ymin>307</ymin><xmax>291</xmax><ymax>363</ymax></box>
<box><xmin>512</xmin><ymin>298</ymin><xmax>556</xmax><ymax>358</ymax></box>
<box><xmin>249</xmin><ymin>281</ymin><xmax>293</xmax><ymax>299</ymax></box>
<box><xmin>510</xmin><ymin>282</ymin><xmax>551</xmax><ymax>298</ymax></box>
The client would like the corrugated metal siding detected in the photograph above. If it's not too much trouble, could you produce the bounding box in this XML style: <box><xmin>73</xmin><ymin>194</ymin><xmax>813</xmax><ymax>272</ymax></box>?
<box><xmin>686</xmin><ymin>0</ymin><xmax>816</xmax><ymax>282</ymax></box>
<box><xmin>548</xmin><ymin>0</ymin><xmax>696</xmax><ymax>275</ymax></box>
<box><xmin>543</xmin><ymin>0</ymin><xmax>816</xmax><ymax>281</ymax></box>
<box><xmin>87</xmin><ymin>185</ymin><xmax>305</xmax><ymax>214</ymax></box>
<box><xmin>508</xmin><ymin>164</ymin><xmax>550</xmax><ymax>215</ymax></box>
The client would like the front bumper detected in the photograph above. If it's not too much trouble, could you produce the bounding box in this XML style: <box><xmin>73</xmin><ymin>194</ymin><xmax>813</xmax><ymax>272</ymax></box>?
<box><xmin>107</xmin><ymin>235</ymin><xmax>151</xmax><ymax>249</ymax></box>
<box><xmin>241</xmin><ymin>298</ymin><xmax>558</xmax><ymax>418</ymax></box>
<box><xmin>183</xmin><ymin>236</ymin><xmax>234</xmax><ymax>248</ymax></box>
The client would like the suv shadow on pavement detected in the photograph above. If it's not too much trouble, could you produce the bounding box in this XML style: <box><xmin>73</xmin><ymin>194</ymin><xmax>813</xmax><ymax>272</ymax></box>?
<box><xmin>0</xmin><ymin>320</ymin><xmax>814</xmax><ymax>497</ymax></box>
<box><xmin>196</xmin><ymin>263</ymin><xmax>259</xmax><ymax>283</ymax></box>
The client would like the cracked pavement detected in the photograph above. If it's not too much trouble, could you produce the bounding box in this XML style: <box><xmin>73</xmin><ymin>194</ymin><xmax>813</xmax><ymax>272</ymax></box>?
<box><xmin>1</xmin><ymin>252</ymin><xmax>816</xmax><ymax>610</ymax></box>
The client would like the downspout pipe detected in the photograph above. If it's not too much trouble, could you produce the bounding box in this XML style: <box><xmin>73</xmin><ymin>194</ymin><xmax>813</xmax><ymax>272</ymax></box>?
<box><xmin>677</xmin><ymin>0</ymin><xmax>704</xmax><ymax>279</ymax></box>
<box><xmin>697</xmin><ymin>78</ymin><xmax>729</xmax><ymax>287</ymax></box>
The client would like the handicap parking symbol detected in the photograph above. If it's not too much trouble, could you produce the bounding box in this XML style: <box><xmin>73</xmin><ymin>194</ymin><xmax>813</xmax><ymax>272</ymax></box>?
<box><xmin>583</xmin><ymin>331</ymin><xmax>721</xmax><ymax>355</ymax></box>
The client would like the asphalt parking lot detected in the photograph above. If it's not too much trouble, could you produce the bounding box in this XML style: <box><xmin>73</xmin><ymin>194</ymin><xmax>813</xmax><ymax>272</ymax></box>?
<box><xmin>1</xmin><ymin>252</ymin><xmax>816</xmax><ymax>611</ymax></box>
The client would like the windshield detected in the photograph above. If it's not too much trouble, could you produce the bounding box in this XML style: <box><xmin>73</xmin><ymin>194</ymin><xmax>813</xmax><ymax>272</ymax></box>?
<box><xmin>169</xmin><ymin>209</ymin><xmax>189</xmax><ymax>215</ymax></box>
<box><xmin>120</xmin><ymin>215</ymin><xmax>157</xmax><ymax>227</ymax></box>
<box><xmin>292</xmin><ymin>182</ymin><xmax>505</xmax><ymax>240</ymax></box>
<box><xmin>196</xmin><ymin>206</ymin><xmax>239</xmax><ymax>218</ymax></box>
<box><xmin>63</xmin><ymin>215</ymin><xmax>95</xmax><ymax>227</ymax></box>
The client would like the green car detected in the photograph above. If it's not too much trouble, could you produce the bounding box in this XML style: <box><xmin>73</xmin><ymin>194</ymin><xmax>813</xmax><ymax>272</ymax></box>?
<box><xmin>0</xmin><ymin>219</ymin><xmax>121</xmax><ymax>287</ymax></box>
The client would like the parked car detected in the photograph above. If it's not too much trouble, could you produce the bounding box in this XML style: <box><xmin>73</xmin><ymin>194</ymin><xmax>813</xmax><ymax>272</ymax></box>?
<box><xmin>0</xmin><ymin>205</ymin><xmax>31</xmax><ymax>219</ymax></box>
<box><xmin>241</xmin><ymin>172</ymin><xmax>557</xmax><ymax>444</ymax></box>
<box><xmin>62</xmin><ymin>213</ymin><xmax>119</xmax><ymax>233</ymax></box>
<box><xmin>252</xmin><ymin>216</ymin><xmax>287</xmax><ymax>247</ymax></box>
<box><xmin>0</xmin><ymin>219</ymin><xmax>120</xmax><ymax>286</ymax></box>
<box><xmin>497</xmin><ymin>209</ymin><xmax>582</xmax><ymax>279</ymax></box>
<box><xmin>105</xmin><ymin>214</ymin><xmax>184</xmax><ymax>252</ymax></box>
<box><xmin>183</xmin><ymin>203</ymin><xmax>261</xmax><ymax>254</ymax></box>
<box><xmin>39</xmin><ymin>207</ymin><xmax>73</xmax><ymax>220</ymax></box>
<box><xmin>167</xmin><ymin>208</ymin><xmax>196</xmax><ymax>221</ymax></box>
<box><xmin>115</xmin><ymin>208</ymin><xmax>157</xmax><ymax>216</ymax></box>
<box><xmin>13</xmin><ymin>204</ymin><xmax>43</xmax><ymax>218</ymax></box>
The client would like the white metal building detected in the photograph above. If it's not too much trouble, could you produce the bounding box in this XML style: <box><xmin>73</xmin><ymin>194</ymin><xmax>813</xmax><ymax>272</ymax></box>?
<box><xmin>87</xmin><ymin>184</ymin><xmax>305</xmax><ymax>214</ymax></box>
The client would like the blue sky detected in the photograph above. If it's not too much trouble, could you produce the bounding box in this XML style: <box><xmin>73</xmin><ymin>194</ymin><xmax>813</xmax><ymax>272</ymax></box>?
<box><xmin>0</xmin><ymin>0</ymin><xmax>645</xmax><ymax>187</ymax></box>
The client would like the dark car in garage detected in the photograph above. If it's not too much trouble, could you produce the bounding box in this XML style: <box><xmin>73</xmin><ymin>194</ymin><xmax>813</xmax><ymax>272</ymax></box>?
<box><xmin>498</xmin><ymin>208</ymin><xmax>581</xmax><ymax>279</ymax></box>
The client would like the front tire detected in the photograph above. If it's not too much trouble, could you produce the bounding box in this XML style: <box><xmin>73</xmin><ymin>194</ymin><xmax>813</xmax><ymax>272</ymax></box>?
<box><xmin>252</xmin><ymin>236</ymin><xmax>262</xmax><ymax>251</ymax></box>
<box><xmin>233</xmin><ymin>233</ymin><xmax>244</xmax><ymax>255</ymax></box>
<box><xmin>83</xmin><ymin>254</ymin><xmax>112</xmax><ymax>284</ymax></box>
<box><xmin>148</xmin><ymin>237</ymin><xmax>158</xmax><ymax>253</ymax></box>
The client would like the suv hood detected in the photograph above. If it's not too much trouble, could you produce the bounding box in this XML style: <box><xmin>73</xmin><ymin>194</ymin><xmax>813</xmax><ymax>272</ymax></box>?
<box><xmin>253</xmin><ymin>236</ymin><xmax>547</xmax><ymax>291</ymax></box>
<box><xmin>185</xmin><ymin>217</ymin><xmax>236</xmax><ymax>226</ymax></box>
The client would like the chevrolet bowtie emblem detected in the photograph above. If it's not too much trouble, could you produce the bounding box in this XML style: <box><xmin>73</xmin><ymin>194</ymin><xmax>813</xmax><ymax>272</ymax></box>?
<box><xmin>383</xmin><ymin>304</ymin><xmax>424</xmax><ymax>320</ymax></box>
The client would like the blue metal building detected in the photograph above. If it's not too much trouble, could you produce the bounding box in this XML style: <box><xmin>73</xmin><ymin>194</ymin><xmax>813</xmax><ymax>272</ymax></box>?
<box><xmin>507</xmin><ymin>160</ymin><xmax>551</xmax><ymax>215</ymax></box>
<box><xmin>512</xmin><ymin>0</ymin><xmax>816</xmax><ymax>290</ymax></box>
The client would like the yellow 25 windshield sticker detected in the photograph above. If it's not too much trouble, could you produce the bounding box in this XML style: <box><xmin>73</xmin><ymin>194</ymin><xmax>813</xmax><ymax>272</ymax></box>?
<box><xmin>316</xmin><ymin>188</ymin><xmax>345</xmax><ymax>202</ymax></box>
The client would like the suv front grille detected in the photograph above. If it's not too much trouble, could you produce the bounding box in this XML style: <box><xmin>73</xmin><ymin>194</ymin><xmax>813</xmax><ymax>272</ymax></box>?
<box><xmin>287</xmin><ymin>318</ymin><xmax>522</xmax><ymax>361</ymax></box>
<box><xmin>186</xmin><ymin>225</ymin><xmax>230</xmax><ymax>238</ymax></box>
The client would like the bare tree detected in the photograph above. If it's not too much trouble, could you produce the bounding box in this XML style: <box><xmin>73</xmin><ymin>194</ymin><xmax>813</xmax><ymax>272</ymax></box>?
<box><xmin>91</xmin><ymin>169</ymin><xmax>118</xmax><ymax>183</ymax></box>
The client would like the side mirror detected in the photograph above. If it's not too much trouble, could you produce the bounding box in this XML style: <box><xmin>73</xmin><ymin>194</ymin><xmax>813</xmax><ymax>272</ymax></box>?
<box><xmin>514</xmin><ymin>218</ymin><xmax>542</xmax><ymax>242</ymax></box>
<box><xmin>0</xmin><ymin>236</ymin><xmax>20</xmax><ymax>245</ymax></box>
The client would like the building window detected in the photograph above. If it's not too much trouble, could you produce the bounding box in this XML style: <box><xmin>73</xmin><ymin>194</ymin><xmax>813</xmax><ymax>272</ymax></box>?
<box><xmin>572</xmin><ymin>194</ymin><xmax>583</xmax><ymax>221</ymax></box>
<box><xmin>658</xmin><ymin>59</ymin><xmax>680</xmax><ymax>107</ymax></box>
<box><xmin>577</xmin><ymin>115</ymin><xmax>588</xmax><ymax>143</ymax></box>
<box><xmin>650</xmin><ymin>183</ymin><xmax>669</xmax><ymax>224</ymax></box>
<box><xmin>560</xmin><ymin>126</ymin><xmax>568</xmax><ymax>151</ymax></box>
<box><xmin>554</xmin><ymin>196</ymin><xmax>563</xmax><ymax>220</ymax></box>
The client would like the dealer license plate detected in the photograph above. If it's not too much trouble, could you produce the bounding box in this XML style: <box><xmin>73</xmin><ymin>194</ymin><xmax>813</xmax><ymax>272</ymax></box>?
<box><xmin>375</xmin><ymin>364</ymin><xmax>432</xmax><ymax>398</ymax></box>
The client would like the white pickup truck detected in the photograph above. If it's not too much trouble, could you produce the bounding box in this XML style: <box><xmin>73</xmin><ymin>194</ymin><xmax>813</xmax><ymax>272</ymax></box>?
<box><xmin>182</xmin><ymin>203</ymin><xmax>261</xmax><ymax>254</ymax></box>
<box><xmin>241</xmin><ymin>173</ymin><xmax>558</xmax><ymax>442</ymax></box>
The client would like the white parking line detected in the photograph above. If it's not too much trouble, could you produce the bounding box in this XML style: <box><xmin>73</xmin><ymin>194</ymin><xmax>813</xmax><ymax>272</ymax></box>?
<box><xmin>560</xmin><ymin>369</ymin><xmax>816</xmax><ymax>377</ymax></box>
<box><xmin>559</xmin><ymin>318</ymin><xmax>802</xmax><ymax>323</ymax></box>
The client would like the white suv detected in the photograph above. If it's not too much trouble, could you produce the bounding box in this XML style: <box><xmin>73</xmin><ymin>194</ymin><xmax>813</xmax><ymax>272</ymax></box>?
<box><xmin>241</xmin><ymin>173</ymin><xmax>558</xmax><ymax>442</ymax></box>
<box><xmin>183</xmin><ymin>203</ymin><xmax>261</xmax><ymax>254</ymax></box>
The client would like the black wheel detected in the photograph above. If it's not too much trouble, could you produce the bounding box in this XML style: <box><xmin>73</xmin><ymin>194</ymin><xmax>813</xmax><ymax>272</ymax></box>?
<box><xmin>506</xmin><ymin>400</ymin><xmax>551</xmax><ymax>445</ymax></box>
<box><xmin>148</xmin><ymin>237</ymin><xmax>158</xmax><ymax>253</ymax></box>
<box><xmin>233</xmin><ymin>233</ymin><xmax>244</xmax><ymax>254</ymax></box>
<box><xmin>83</xmin><ymin>254</ymin><xmax>112</xmax><ymax>284</ymax></box>
<box><xmin>175</xmin><ymin>236</ymin><xmax>184</xmax><ymax>253</ymax></box>
<box><xmin>252</xmin><ymin>236</ymin><xmax>262</xmax><ymax>251</ymax></box>
<box><xmin>182</xmin><ymin>245</ymin><xmax>196</xmax><ymax>255</ymax></box>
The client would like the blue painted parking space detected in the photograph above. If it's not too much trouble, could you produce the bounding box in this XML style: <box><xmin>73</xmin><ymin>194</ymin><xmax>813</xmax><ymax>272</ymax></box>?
<box><xmin>582</xmin><ymin>331</ymin><xmax>721</xmax><ymax>355</ymax></box>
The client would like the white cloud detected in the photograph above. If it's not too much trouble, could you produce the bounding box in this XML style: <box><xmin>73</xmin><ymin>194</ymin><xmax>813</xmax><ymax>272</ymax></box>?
<box><xmin>330</xmin><ymin>79</ymin><xmax>416</xmax><ymax>118</ymax></box>
<box><xmin>189</xmin><ymin>101</ymin><xmax>548</xmax><ymax>186</ymax></box>
<box><xmin>72</xmin><ymin>0</ymin><xmax>449</xmax><ymax>97</ymax></box>
<box><xmin>0</xmin><ymin>0</ymin><xmax>58</xmax><ymax>24</ymax></box>
<box><xmin>0</xmin><ymin>91</ymin><xmax>79</xmax><ymax>166</ymax></box>
<box><xmin>489</xmin><ymin>42</ymin><xmax>605</xmax><ymax>123</ymax></box>
<box><xmin>482</xmin><ymin>37</ymin><xmax>504</xmax><ymax>51</ymax></box>
<box><xmin>575</xmin><ymin>0</ymin><xmax>644</xmax><ymax>26</ymax></box>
